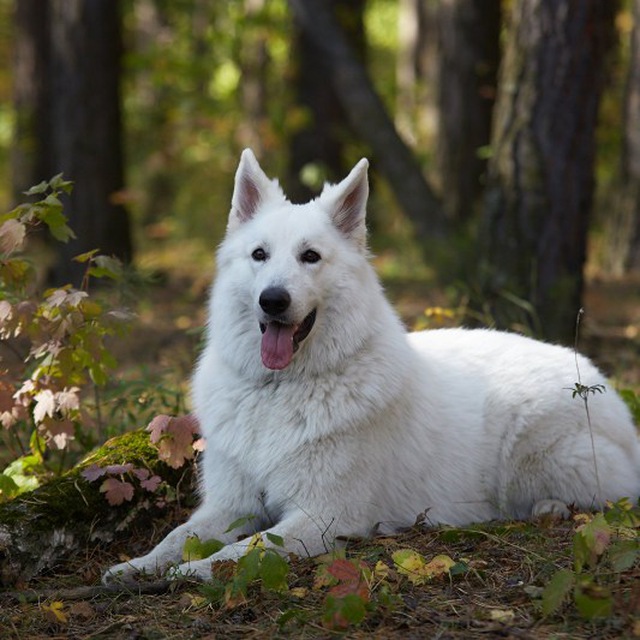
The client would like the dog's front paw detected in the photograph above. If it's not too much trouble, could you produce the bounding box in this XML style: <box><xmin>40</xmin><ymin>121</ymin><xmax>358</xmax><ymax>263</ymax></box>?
<box><xmin>171</xmin><ymin>558</ymin><xmax>215</xmax><ymax>582</ymax></box>
<box><xmin>102</xmin><ymin>559</ymin><xmax>152</xmax><ymax>585</ymax></box>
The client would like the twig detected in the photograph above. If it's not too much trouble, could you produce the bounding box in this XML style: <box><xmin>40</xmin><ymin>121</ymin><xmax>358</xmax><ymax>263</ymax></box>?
<box><xmin>2</xmin><ymin>578</ymin><xmax>176</xmax><ymax>604</ymax></box>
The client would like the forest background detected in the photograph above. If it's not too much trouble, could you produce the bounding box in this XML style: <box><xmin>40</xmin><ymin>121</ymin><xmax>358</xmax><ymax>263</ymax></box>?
<box><xmin>0</xmin><ymin>2</ymin><xmax>639</xmax><ymax>637</ymax></box>
<box><xmin>0</xmin><ymin>0</ymin><xmax>639</xmax><ymax>456</ymax></box>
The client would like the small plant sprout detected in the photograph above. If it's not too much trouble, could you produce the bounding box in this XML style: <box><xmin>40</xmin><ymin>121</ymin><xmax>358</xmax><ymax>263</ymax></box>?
<box><xmin>565</xmin><ymin>308</ymin><xmax>603</xmax><ymax>506</ymax></box>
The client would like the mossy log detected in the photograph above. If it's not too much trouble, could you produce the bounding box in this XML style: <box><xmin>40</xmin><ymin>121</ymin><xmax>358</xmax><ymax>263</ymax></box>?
<box><xmin>0</xmin><ymin>430</ymin><xmax>196</xmax><ymax>587</ymax></box>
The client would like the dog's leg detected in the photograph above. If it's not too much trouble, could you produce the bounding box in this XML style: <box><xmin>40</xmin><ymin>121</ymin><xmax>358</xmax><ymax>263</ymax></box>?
<box><xmin>172</xmin><ymin>508</ymin><xmax>344</xmax><ymax>581</ymax></box>
<box><xmin>102</xmin><ymin>506</ymin><xmax>249</xmax><ymax>584</ymax></box>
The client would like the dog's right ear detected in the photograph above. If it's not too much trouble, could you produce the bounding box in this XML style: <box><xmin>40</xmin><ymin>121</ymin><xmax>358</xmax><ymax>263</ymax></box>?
<box><xmin>228</xmin><ymin>149</ymin><xmax>272</xmax><ymax>232</ymax></box>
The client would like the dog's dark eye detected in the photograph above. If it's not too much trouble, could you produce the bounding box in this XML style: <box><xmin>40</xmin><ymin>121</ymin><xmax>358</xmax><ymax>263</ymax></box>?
<box><xmin>301</xmin><ymin>249</ymin><xmax>321</xmax><ymax>264</ymax></box>
<box><xmin>252</xmin><ymin>248</ymin><xmax>267</xmax><ymax>262</ymax></box>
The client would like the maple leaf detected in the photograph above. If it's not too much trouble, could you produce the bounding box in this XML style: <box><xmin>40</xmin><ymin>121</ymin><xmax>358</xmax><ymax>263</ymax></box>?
<box><xmin>147</xmin><ymin>413</ymin><xmax>202</xmax><ymax>469</ymax></box>
<box><xmin>326</xmin><ymin>558</ymin><xmax>370</xmax><ymax>602</ymax></box>
<box><xmin>0</xmin><ymin>219</ymin><xmax>26</xmax><ymax>254</ymax></box>
<box><xmin>81</xmin><ymin>464</ymin><xmax>106</xmax><ymax>482</ymax></box>
<box><xmin>33</xmin><ymin>389</ymin><xmax>56</xmax><ymax>424</ymax></box>
<box><xmin>99</xmin><ymin>477</ymin><xmax>135</xmax><ymax>506</ymax></box>
<box><xmin>140</xmin><ymin>475</ymin><xmax>162</xmax><ymax>492</ymax></box>
<box><xmin>105</xmin><ymin>463</ymin><xmax>133</xmax><ymax>475</ymax></box>
<box><xmin>56</xmin><ymin>387</ymin><xmax>80</xmax><ymax>414</ymax></box>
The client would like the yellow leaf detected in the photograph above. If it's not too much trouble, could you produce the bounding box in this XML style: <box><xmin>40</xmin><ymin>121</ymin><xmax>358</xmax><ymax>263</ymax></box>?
<box><xmin>423</xmin><ymin>554</ymin><xmax>456</xmax><ymax>578</ymax></box>
<box><xmin>290</xmin><ymin>587</ymin><xmax>308</xmax><ymax>598</ymax></box>
<box><xmin>392</xmin><ymin>550</ymin><xmax>455</xmax><ymax>585</ymax></box>
<box><xmin>489</xmin><ymin>608</ymin><xmax>515</xmax><ymax>623</ymax></box>
<box><xmin>42</xmin><ymin>601</ymin><xmax>68</xmax><ymax>625</ymax></box>
<box><xmin>374</xmin><ymin>560</ymin><xmax>391</xmax><ymax>580</ymax></box>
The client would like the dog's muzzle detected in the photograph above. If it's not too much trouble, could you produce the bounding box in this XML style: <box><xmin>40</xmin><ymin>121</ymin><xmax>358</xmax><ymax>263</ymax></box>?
<box><xmin>258</xmin><ymin>287</ymin><xmax>316</xmax><ymax>370</ymax></box>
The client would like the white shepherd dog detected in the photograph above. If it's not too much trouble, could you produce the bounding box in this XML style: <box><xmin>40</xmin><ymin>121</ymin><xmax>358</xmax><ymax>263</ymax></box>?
<box><xmin>105</xmin><ymin>150</ymin><xmax>640</xmax><ymax>582</ymax></box>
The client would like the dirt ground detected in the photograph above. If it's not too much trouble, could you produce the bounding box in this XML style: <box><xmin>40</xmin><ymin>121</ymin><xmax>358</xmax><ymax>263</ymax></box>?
<box><xmin>0</xmin><ymin>270</ymin><xmax>638</xmax><ymax>639</ymax></box>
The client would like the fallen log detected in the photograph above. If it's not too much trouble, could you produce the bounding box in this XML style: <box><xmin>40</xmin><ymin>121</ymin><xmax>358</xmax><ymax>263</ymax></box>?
<box><xmin>0</xmin><ymin>429</ymin><xmax>196</xmax><ymax>587</ymax></box>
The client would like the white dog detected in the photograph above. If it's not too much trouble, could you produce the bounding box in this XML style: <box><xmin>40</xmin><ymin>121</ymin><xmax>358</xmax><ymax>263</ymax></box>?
<box><xmin>105</xmin><ymin>150</ymin><xmax>640</xmax><ymax>582</ymax></box>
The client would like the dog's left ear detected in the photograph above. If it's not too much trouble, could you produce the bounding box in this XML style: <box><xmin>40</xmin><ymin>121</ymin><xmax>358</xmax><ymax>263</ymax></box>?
<box><xmin>321</xmin><ymin>158</ymin><xmax>369</xmax><ymax>246</ymax></box>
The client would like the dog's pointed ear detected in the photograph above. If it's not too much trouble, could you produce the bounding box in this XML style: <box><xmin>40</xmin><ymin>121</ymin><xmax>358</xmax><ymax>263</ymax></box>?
<box><xmin>322</xmin><ymin>158</ymin><xmax>369</xmax><ymax>246</ymax></box>
<box><xmin>228</xmin><ymin>149</ymin><xmax>272</xmax><ymax>231</ymax></box>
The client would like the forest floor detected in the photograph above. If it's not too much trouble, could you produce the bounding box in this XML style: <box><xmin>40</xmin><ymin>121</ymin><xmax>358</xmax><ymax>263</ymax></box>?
<box><xmin>0</xmin><ymin>264</ymin><xmax>639</xmax><ymax>639</ymax></box>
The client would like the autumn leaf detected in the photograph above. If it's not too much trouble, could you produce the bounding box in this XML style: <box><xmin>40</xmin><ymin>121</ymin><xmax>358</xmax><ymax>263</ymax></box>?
<box><xmin>392</xmin><ymin>549</ymin><xmax>455</xmax><ymax>585</ymax></box>
<box><xmin>99</xmin><ymin>477</ymin><xmax>135</xmax><ymax>506</ymax></box>
<box><xmin>41</xmin><ymin>601</ymin><xmax>68</xmax><ymax>625</ymax></box>
<box><xmin>81</xmin><ymin>464</ymin><xmax>106</xmax><ymax>482</ymax></box>
<box><xmin>33</xmin><ymin>389</ymin><xmax>56</xmax><ymax>424</ymax></box>
<box><xmin>147</xmin><ymin>413</ymin><xmax>202</xmax><ymax>469</ymax></box>
<box><xmin>0</xmin><ymin>219</ymin><xmax>26</xmax><ymax>254</ymax></box>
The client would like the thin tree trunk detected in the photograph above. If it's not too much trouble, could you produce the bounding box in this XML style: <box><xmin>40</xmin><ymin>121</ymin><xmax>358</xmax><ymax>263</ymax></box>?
<box><xmin>622</xmin><ymin>0</ymin><xmax>640</xmax><ymax>272</ymax></box>
<box><xmin>436</xmin><ymin>0</ymin><xmax>501</xmax><ymax>221</ymax></box>
<box><xmin>288</xmin><ymin>0</ymin><xmax>446</xmax><ymax>241</ymax></box>
<box><xmin>480</xmin><ymin>0</ymin><xmax>616</xmax><ymax>343</ymax></box>
<box><xmin>11</xmin><ymin>0</ymin><xmax>51</xmax><ymax>200</ymax></box>
<box><xmin>49</xmin><ymin>0</ymin><xmax>133</xmax><ymax>286</ymax></box>
<box><xmin>287</xmin><ymin>0</ymin><xmax>364</xmax><ymax>203</ymax></box>
<box><xmin>238</xmin><ymin>0</ymin><xmax>269</xmax><ymax>157</ymax></box>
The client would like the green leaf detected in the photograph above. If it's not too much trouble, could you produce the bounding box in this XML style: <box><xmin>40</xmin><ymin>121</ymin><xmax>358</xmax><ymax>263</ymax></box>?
<box><xmin>323</xmin><ymin>593</ymin><xmax>367</xmax><ymax>630</ymax></box>
<box><xmin>0</xmin><ymin>473</ymin><xmax>20</xmax><ymax>500</ymax></box>
<box><xmin>608</xmin><ymin>539</ymin><xmax>639</xmax><ymax>572</ymax></box>
<box><xmin>574</xmin><ymin>579</ymin><xmax>613</xmax><ymax>619</ymax></box>
<box><xmin>224</xmin><ymin>514</ymin><xmax>256</xmax><ymax>533</ymax></box>
<box><xmin>23</xmin><ymin>180</ymin><xmax>49</xmax><ymax>196</ymax></box>
<box><xmin>265</xmin><ymin>532</ymin><xmax>284</xmax><ymax>547</ymax></box>
<box><xmin>182</xmin><ymin>535</ymin><xmax>225</xmax><ymax>562</ymax></box>
<box><xmin>542</xmin><ymin>569</ymin><xmax>574</xmax><ymax>616</ymax></box>
<box><xmin>49</xmin><ymin>173</ymin><xmax>73</xmax><ymax>194</ymax></box>
<box><xmin>88</xmin><ymin>255</ymin><xmax>123</xmax><ymax>280</ymax></box>
<box><xmin>73</xmin><ymin>249</ymin><xmax>100</xmax><ymax>264</ymax></box>
<box><xmin>259</xmin><ymin>550</ymin><xmax>289</xmax><ymax>591</ymax></box>
<box><xmin>237</xmin><ymin>547</ymin><xmax>261</xmax><ymax>584</ymax></box>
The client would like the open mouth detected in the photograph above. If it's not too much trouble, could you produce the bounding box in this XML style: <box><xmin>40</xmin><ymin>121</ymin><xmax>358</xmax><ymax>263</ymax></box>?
<box><xmin>259</xmin><ymin>309</ymin><xmax>317</xmax><ymax>370</ymax></box>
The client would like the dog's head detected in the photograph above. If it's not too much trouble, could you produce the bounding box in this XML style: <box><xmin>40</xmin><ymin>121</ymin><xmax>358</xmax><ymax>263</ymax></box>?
<box><xmin>218</xmin><ymin>149</ymin><xmax>370</xmax><ymax>371</ymax></box>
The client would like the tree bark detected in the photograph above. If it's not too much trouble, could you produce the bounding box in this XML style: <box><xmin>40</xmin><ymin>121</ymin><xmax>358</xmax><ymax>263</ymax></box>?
<box><xmin>0</xmin><ymin>430</ymin><xmax>195</xmax><ymax>587</ymax></box>
<box><xmin>480</xmin><ymin>0</ymin><xmax>616</xmax><ymax>342</ymax></box>
<box><xmin>621</xmin><ymin>0</ymin><xmax>640</xmax><ymax>272</ymax></box>
<box><xmin>288</xmin><ymin>0</ymin><xmax>446</xmax><ymax>241</ymax></box>
<box><xmin>436</xmin><ymin>0</ymin><xmax>501</xmax><ymax>222</ymax></box>
<box><xmin>11</xmin><ymin>0</ymin><xmax>51</xmax><ymax>201</ymax></box>
<box><xmin>395</xmin><ymin>0</ymin><xmax>435</xmax><ymax>146</ymax></box>
<box><xmin>48</xmin><ymin>0</ymin><xmax>133</xmax><ymax>286</ymax></box>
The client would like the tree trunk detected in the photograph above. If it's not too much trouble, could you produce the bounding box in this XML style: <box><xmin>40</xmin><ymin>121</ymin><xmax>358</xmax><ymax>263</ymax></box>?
<box><xmin>48</xmin><ymin>0</ymin><xmax>133</xmax><ymax>286</ymax></box>
<box><xmin>288</xmin><ymin>0</ymin><xmax>446</xmax><ymax>241</ymax></box>
<box><xmin>395</xmin><ymin>0</ymin><xmax>436</xmax><ymax>147</ymax></box>
<box><xmin>436</xmin><ymin>0</ymin><xmax>501</xmax><ymax>222</ymax></box>
<box><xmin>238</xmin><ymin>0</ymin><xmax>270</xmax><ymax>158</ymax></box>
<box><xmin>287</xmin><ymin>0</ymin><xmax>364</xmax><ymax>203</ymax></box>
<box><xmin>0</xmin><ymin>430</ymin><xmax>196</xmax><ymax>587</ymax></box>
<box><xmin>480</xmin><ymin>0</ymin><xmax>616</xmax><ymax>343</ymax></box>
<box><xmin>11</xmin><ymin>0</ymin><xmax>51</xmax><ymax>201</ymax></box>
<box><xmin>621</xmin><ymin>0</ymin><xmax>640</xmax><ymax>272</ymax></box>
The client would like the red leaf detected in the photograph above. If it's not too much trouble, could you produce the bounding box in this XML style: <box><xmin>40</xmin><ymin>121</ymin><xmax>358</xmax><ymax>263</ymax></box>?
<box><xmin>81</xmin><ymin>464</ymin><xmax>106</xmax><ymax>482</ymax></box>
<box><xmin>99</xmin><ymin>478</ymin><xmax>134</xmax><ymax>505</ymax></box>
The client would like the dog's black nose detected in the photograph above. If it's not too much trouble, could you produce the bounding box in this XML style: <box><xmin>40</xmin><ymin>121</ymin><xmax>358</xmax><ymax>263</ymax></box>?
<box><xmin>259</xmin><ymin>287</ymin><xmax>291</xmax><ymax>315</ymax></box>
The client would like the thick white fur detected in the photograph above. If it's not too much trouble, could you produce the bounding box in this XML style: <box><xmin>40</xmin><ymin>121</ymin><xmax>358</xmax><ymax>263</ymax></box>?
<box><xmin>104</xmin><ymin>150</ymin><xmax>640</xmax><ymax>583</ymax></box>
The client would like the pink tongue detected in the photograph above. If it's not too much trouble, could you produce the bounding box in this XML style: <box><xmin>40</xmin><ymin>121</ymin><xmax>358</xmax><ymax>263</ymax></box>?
<box><xmin>261</xmin><ymin>323</ymin><xmax>296</xmax><ymax>370</ymax></box>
